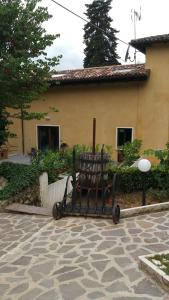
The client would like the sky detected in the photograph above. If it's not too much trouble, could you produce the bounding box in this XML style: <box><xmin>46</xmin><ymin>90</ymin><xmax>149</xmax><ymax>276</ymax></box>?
<box><xmin>41</xmin><ymin>0</ymin><xmax>169</xmax><ymax>70</ymax></box>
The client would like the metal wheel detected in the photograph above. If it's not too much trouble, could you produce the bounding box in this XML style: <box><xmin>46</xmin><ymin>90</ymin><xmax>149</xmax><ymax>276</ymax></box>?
<box><xmin>52</xmin><ymin>202</ymin><xmax>62</xmax><ymax>220</ymax></box>
<box><xmin>112</xmin><ymin>204</ymin><xmax>120</xmax><ymax>224</ymax></box>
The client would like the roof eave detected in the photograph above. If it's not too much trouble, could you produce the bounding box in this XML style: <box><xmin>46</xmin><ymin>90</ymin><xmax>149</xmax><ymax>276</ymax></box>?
<box><xmin>50</xmin><ymin>72</ymin><xmax>150</xmax><ymax>87</ymax></box>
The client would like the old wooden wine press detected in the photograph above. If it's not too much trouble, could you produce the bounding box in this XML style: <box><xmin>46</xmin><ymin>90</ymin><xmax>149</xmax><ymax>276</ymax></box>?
<box><xmin>52</xmin><ymin>118</ymin><xmax>120</xmax><ymax>224</ymax></box>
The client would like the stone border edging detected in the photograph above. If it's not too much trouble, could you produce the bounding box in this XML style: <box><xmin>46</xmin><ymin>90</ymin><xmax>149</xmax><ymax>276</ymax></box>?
<box><xmin>139</xmin><ymin>251</ymin><xmax>169</xmax><ymax>293</ymax></box>
<box><xmin>1</xmin><ymin>199</ymin><xmax>169</xmax><ymax>220</ymax></box>
<box><xmin>120</xmin><ymin>201</ymin><xmax>169</xmax><ymax>218</ymax></box>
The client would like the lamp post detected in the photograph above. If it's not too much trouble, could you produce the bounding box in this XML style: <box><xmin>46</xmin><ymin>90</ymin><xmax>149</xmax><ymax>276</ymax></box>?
<box><xmin>138</xmin><ymin>159</ymin><xmax>151</xmax><ymax>206</ymax></box>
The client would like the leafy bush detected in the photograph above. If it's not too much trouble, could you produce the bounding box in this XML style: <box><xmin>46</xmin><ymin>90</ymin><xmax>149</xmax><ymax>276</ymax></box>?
<box><xmin>32</xmin><ymin>144</ymin><xmax>113</xmax><ymax>182</ymax></box>
<box><xmin>121</xmin><ymin>139</ymin><xmax>142</xmax><ymax>166</ymax></box>
<box><xmin>144</xmin><ymin>141</ymin><xmax>169</xmax><ymax>167</ymax></box>
<box><xmin>0</xmin><ymin>162</ymin><xmax>40</xmax><ymax>201</ymax></box>
<box><xmin>108</xmin><ymin>165</ymin><xmax>169</xmax><ymax>195</ymax></box>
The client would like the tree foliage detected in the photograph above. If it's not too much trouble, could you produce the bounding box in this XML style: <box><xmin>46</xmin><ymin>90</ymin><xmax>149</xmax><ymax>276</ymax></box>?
<box><xmin>121</xmin><ymin>139</ymin><xmax>142</xmax><ymax>166</ymax></box>
<box><xmin>83</xmin><ymin>0</ymin><xmax>120</xmax><ymax>68</ymax></box>
<box><xmin>0</xmin><ymin>0</ymin><xmax>61</xmax><ymax>147</ymax></box>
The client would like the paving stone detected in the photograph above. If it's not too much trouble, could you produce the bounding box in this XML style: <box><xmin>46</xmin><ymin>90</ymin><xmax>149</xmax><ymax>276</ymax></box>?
<box><xmin>57</xmin><ymin>245</ymin><xmax>73</xmax><ymax>253</ymax></box>
<box><xmin>82</xmin><ymin>278</ymin><xmax>102</xmax><ymax>288</ymax></box>
<box><xmin>144</xmin><ymin>237</ymin><xmax>159</xmax><ymax>243</ymax></box>
<box><xmin>124</xmin><ymin>268</ymin><xmax>143</xmax><ymax>282</ymax></box>
<box><xmin>9</xmin><ymin>283</ymin><xmax>29</xmax><ymax>294</ymax></box>
<box><xmin>114</xmin><ymin>256</ymin><xmax>133</xmax><ymax>268</ymax></box>
<box><xmin>71</xmin><ymin>225</ymin><xmax>84</xmax><ymax>232</ymax></box>
<box><xmin>92</xmin><ymin>260</ymin><xmax>109</xmax><ymax>272</ymax></box>
<box><xmin>126</xmin><ymin>244</ymin><xmax>137</xmax><ymax>251</ymax></box>
<box><xmin>0</xmin><ymin>266</ymin><xmax>17</xmax><ymax>273</ymax></box>
<box><xmin>64</xmin><ymin>251</ymin><xmax>79</xmax><ymax>259</ymax></box>
<box><xmin>88</xmin><ymin>270</ymin><xmax>98</xmax><ymax>280</ymax></box>
<box><xmin>130</xmin><ymin>248</ymin><xmax>150</xmax><ymax>259</ymax></box>
<box><xmin>0</xmin><ymin>212</ymin><xmax>169</xmax><ymax>300</ymax></box>
<box><xmin>28</xmin><ymin>261</ymin><xmax>55</xmax><ymax>276</ymax></box>
<box><xmin>82</xmin><ymin>250</ymin><xmax>91</xmax><ymax>255</ymax></box>
<box><xmin>107</xmin><ymin>246</ymin><xmax>125</xmax><ymax>255</ymax></box>
<box><xmin>91</xmin><ymin>254</ymin><xmax>108</xmax><ymax>260</ymax></box>
<box><xmin>120</xmin><ymin>237</ymin><xmax>131</xmax><ymax>243</ymax></box>
<box><xmin>137</xmin><ymin>220</ymin><xmax>154</xmax><ymax>229</ymax></box>
<box><xmin>133</xmin><ymin>278</ymin><xmax>164</xmax><ymax>297</ymax></box>
<box><xmin>140</xmin><ymin>232</ymin><xmax>152</xmax><ymax>238</ymax></box>
<box><xmin>106</xmin><ymin>281</ymin><xmax>129</xmax><ymax>293</ymax></box>
<box><xmin>101</xmin><ymin>229</ymin><xmax>126</xmax><ymax>237</ymax></box>
<box><xmin>75</xmin><ymin>256</ymin><xmax>88</xmax><ymax>263</ymax></box>
<box><xmin>157</xmin><ymin>225</ymin><xmax>168</xmax><ymax>230</ymax></box>
<box><xmin>53</xmin><ymin>266</ymin><xmax>77</xmax><ymax>275</ymax></box>
<box><xmin>39</xmin><ymin>279</ymin><xmax>54</xmax><ymax>289</ymax></box>
<box><xmin>80</xmin><ymin>242</ymin><xmax>97</xmax><ymax>249</ymax></box>
<box><xmin>102</xmin><ymin>266</ymin><xmax>123</xmax><ymax>282</ymax></box>
<box><xmin>112</xmin><ymin>297</ymin><xmax>150</xmax><ymax>300</ymax></box>
<box><xmin>133</xmin><ymin>237</ymin><xmax>142</xmax><ymax>243</ymax></box>
<box><xmin>0</xmin><ymin>283</ymin><xmax>10</xmax><ymax>295</ymax></box>
<box><xmin>128</xmin><ymin>228</ymin><xmax>142</xmax><ymax>235</ymax></box>
<box><xmin>12</xmin><ymin>256</ymin><xmax>32</xmax><ymax>265</ymax></box>
<box><xmin>88</xmin><ymin>235</ymin><xmax>102</xmax><ymax>241</ymax></box>
<box><xmin>0</xmin><ymin>250</ymin><xmax>6</xmax><ymax>257</ymax></box>
<box><xmin>144</xmin><ymin>243</ymin><xmax>169</xmax><ymax>252</ymax></box>
<box><xmin>155</xmin><ymin>231</ymin><xmax>169</xmax><ymax>240</ymax></box>
<box><xmin>81</xmin><ymin>230</ymin><xmax>96</xmax><ymax>237</ymax></box>
<box><xmin>65</xmin><ymin>239</ymin><xmax>85</xmax><ymax>244</ymax></box>
<box><xmin>97</xmin><ymin>241</ymin><xmax>115</xmax><ymax>251</ymax></box>
<box><xmin>57</xmin><ymin>269</ymin><xmax>84</xmax><ymax>282</ymax></box>
<box><xmin>79</xmin><ymin>263</ymin><xmax>91</xmax><ymax>270</ymax></box>
<box><xmin>36</xmin><ymin>289</ymin><xmax>60</xmax><ymax>300</ymax></box>
<box><xmin>60</xmin><ymin>281</ymin><xmax>85</xmax><ymax>300</ymax></box>
<box><xmin>153</xmin><ymin>217</ymin><xmax>166</xmax><ymax>223</ymax></box>
<box><xmin>88</xmin><ymin>291</ymin><xmax>105</xmax><ymax>299</ymax></box>
<box><xmin>18</xmin><ymin>288</ymin><xmax>43</xmax><ymax>300</ymax></box>
<box><xmin>27</xmin><ymin>247</ymin><xmax>48</xmax><ymax>255</ymax></box>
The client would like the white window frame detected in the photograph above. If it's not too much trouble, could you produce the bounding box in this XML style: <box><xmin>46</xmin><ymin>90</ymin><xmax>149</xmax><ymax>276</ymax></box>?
<box><xmin>116</xmin><ymin>127</ymin><xmax>134</xmax><ymax>150</ymax></box>
<box><xmin>36</xmin><ymin>124</ymin><xmax>61</xmax><ymax>150</ymax></box>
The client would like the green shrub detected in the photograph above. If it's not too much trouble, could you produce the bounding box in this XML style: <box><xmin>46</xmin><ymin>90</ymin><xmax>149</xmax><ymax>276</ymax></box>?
<box><xmin>108</xmin><ymin>165</ymin><xmax>169</xmax><ymax>194</ymax></box>
<box><xmin>0</xmin><ymin>162</ymin><xmax>40</xmax><ymax>201</ymax></box>
<box><xmin>121</xmin><ymin>139</ymin><xmax>142</xmax><ymax>166</ymax></box>
<box><xmin>32</xmin><ymin>144</ymin><xmax>113</xmax><ymax>183</ymax></box>
<box><xmin>144</xmin><ymin>141</ymin><xmax>169</xmax><ymax>167</ymax></box>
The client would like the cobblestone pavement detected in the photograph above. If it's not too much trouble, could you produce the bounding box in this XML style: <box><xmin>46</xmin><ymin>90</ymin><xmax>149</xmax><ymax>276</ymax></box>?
<box><xmin>0</xmin><ymin>211</ymin><xmax>169</xmax><ymax>300</ymax></box>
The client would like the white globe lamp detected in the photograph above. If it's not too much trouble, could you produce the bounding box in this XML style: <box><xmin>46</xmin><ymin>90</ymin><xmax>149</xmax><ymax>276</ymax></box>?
<box><xmin>138</xmin><ymin>159</ymin><xmax>151</xmax><ymax>173</ymax></box>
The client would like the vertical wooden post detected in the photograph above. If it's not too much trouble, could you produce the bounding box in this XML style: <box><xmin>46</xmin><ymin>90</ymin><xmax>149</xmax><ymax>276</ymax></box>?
<box><xmin>92</xmin><ymin>118</ymin><xmax>96</xmax><ymax>155</ymax></box>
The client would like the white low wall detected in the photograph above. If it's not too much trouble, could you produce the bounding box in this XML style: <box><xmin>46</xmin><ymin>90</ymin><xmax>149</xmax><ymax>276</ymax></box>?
<box><xmin>39</xmin><ymin>172</ymin><xmax>72</xmax><ymax>208</ymax></box>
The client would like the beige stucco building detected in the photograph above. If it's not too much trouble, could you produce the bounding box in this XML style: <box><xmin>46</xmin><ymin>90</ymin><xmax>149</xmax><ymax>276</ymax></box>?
<box><xmin>8</xmin><ymin>34</ymin><xmax>169</xmax><ymax>161</ymax></box>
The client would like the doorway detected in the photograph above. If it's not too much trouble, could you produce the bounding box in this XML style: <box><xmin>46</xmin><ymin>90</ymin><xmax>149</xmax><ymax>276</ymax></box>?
<box><xmin>37</xmin><ymin>126</ymin><xmax>60</xmax><ymax>151</ymax></box>
<box><xmin>116</xmin><ymin>127</ymin><xmax>133</xmax><ymax>162</ymax></box>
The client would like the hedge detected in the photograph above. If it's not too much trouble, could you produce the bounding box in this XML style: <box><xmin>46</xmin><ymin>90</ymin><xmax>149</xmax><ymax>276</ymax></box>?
<box><xmin>0</xmin><ymin>162</ymin><xmax>40</xmax><ymax>201</ymax></box>
<box><xmin>108</xmin><ymin>166</ymin><xmax>169</xmax><ymax>193</ymax></box>
<box><xmin>1</xmin><ymin>160</ymin><xmax>169</xmax><ymax>202</ymax></box>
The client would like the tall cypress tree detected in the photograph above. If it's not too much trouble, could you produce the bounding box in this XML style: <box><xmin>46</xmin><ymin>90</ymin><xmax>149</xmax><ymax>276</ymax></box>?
<box><xmin>83</xmin><ymin>0</ymin><xmax>120</xmax><ymax>68</ymax></box>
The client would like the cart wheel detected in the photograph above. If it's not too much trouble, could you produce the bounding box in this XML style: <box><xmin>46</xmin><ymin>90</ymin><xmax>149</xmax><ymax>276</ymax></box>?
<box><xmin>52</xmin><ymin>202</ymin><xmax>62</xmax><ymax>220</ymax></box>
<box><xmin>112</xmin><ymin>204</ymin><xmax>120</xmax><ymax>224</ymax></box>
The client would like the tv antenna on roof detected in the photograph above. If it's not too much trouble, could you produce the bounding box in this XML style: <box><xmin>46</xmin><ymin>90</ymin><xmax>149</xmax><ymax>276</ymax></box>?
<box><xmin>131</xmin><ymin>6</ymin><xmax>142</xmax><ymax>64</ymax></box>
<box><xmin>125</xmin><ymin>6</ymin><xmax>142</xmax><ymax>64</ymax></box>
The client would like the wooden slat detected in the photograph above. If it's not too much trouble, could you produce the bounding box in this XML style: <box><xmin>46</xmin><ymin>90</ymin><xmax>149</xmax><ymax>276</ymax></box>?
<box><xmin>5</xmin><ymin>203</ymin><xmax>52</xmax><ymax>216</ymax></box>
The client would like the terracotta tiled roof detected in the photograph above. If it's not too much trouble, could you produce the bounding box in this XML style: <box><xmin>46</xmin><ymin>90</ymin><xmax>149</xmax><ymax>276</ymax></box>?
<box><xmin>51</xmin><ymin>64</ymin><xmax>149</xmax><ymax>85</ymax></box>
<box><xmin>130</xmin><ymin>34</ymin><xmax>169</xmax><ymax>54</ymax></box>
